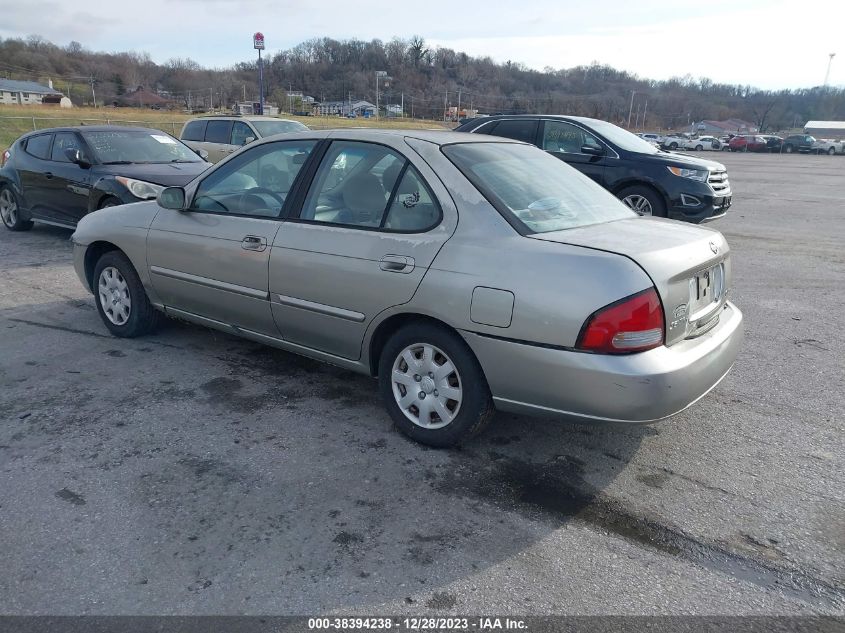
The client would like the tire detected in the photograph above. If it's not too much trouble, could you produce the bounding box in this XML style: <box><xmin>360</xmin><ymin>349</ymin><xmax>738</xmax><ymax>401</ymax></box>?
<box><xmin>92</xmin><ymin>250</ymin><xmax>162</xmax><ymax>338</ymax></box>
<box><xmin>378</xmin><ymin>322</ymin><xmax>494</xmax><ymax>448</ymax></box>
<box><xmin>828</xmin><ymin>147</ymin><xmax>836</xmax><ymax>155</ymax></box>
<box><xmin>784</xmin><ymin>144</ymin><xmax>794</xmax><ymax>154</ymax></box>
<box><xmin>669</xmin><ymin>142</ymin><xmax>678</xmax><ymax>150</ymax></box>
<box><xmin>0</xmin><ymin>186</ymin><xmax>33</xmax><ymax>231</ymax></box>
<box><xmin>618</xmin><ymin>184</ymin><xmax>667</xmax><ymax>218</ymax></box>
<box><xmin>695</xmin><ymin>145</ymin><xmax>703</xmax><ymax>151</ymax></box>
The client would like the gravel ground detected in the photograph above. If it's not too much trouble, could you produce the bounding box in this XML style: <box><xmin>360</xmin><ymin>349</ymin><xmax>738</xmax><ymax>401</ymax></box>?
<box><xmin>0</xmin><ymin>152</ymin><xmax>842</xmax><ymax>615</ymax></box>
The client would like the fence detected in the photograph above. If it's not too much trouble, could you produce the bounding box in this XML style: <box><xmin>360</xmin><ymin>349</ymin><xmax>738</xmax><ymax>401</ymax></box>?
<box><xmin>0</xmin><ymin>116</ymin><xmax>187</xmax><ymax>135</ymax></box>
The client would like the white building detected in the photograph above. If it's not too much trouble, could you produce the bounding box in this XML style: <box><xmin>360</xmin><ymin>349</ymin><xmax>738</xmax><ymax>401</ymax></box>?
<box><xmin>313</xmin><ymin>100</ymin><xmax>376</xmax><ymax>117</ymax></box>
<box><xmin>0</xmin><ymin>79</ymin><xmax>67</xmax><ymax>106</ymax></box>
<box><xmin>233</xmin><ymin>102</ymin><xmax>279</xmax><ymax>116</ymax></box>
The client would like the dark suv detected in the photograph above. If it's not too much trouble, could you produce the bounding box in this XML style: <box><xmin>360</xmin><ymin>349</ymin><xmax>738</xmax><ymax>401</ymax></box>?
<box><xmin>454</xmin><ymin>115</ymin><xmax>732</xmax><ymax>223</ymax></box>
<box><xmin>782</xmin><ymin>134</ymin><xmax>816</xmax><ymax>154</ymax></box>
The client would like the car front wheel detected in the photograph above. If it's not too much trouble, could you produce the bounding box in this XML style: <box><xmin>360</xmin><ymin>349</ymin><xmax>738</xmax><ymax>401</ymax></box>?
<box><xmin>618</xmin><ymin>185</ymin><xmax>667</xmax><ymax>218</ymax></box>
<box><xmin>378</xmin><ymin>323</ymin><xmax>494</xmax><ymax>447</ymax></box>
<box><xmin>93</xmin><ymin>250</ymin><xmax>162</xmax><ymax>337</ymax></box>
<box><xmin>0</xmin><ymin>186</ymin><xmax>33</xmax><ymax>231</ymax></box>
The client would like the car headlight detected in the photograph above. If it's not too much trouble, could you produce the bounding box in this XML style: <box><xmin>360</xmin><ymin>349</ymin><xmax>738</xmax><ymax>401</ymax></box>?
<box><xmin>115</xmin><ymin>177</ymin><xmax>165</xmax><ymax>200</ymax></box>
<box><xmin>667</xmin><ymin>166</ymin><xmax>708</xmax><ymax>182</ymax></box>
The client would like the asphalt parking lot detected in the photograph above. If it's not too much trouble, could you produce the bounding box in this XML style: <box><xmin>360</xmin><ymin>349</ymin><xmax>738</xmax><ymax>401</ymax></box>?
<box><xmin>0</xmin><ymin>152</ymin><xmax>843</xmax><ymax>616</ymax></box>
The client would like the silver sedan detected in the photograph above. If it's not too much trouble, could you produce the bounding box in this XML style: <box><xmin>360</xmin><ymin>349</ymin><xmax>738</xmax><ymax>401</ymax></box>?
<box><xmin>71</xmin><ymin>129</ymin><xmax>743</xmax><ymax>447</ymax></box>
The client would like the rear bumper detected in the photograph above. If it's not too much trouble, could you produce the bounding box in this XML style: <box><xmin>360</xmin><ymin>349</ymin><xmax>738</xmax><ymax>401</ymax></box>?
<box><xmin>462</xmin><ymin>301</ymin><xmax>743</xmax><ymax>424</ymax></box>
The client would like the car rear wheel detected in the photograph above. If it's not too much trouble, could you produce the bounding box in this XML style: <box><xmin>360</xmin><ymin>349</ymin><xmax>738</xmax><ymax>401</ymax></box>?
<box><xmin>668</xmin><ymin>142</ymin><xmax>678</xmax><ymax>150</ymax></box>
<box><xmin>695</xmin><ymin>145</ymin><xmax>703</xmax><ymax>151</ymax></box>
<box><xmin>784</xmin><ymin>144</ymin><xmax>794</xmax><ymax>153</ymax></box>
<box><xmin>378</xmin><ymin>323</ymin><xmax>493</xmax><ymax>447</ymax></box>
<box><xmin>93</xmin><ymin>250</ymin><xmax>162</xmax><ymax>338</ymax></box>
<box><xmin>618</xmin><ymin>185</ymin><xmax>666</xmax><ymax>218</ymax></box>
<box><xmin>0</xmin><ymin>187</ymin><xmax>33</xmax><ymax>231</ymax></box>
<box><xmin>828</xmin><ymin>147</ymin><xmax>836</xmax><ymax>155</ymax></box>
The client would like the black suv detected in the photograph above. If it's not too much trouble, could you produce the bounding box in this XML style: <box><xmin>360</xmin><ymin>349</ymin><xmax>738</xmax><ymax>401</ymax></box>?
<box><xmin>454</xmin><ymin>115</ymin><xmax>732</xmax><ymax>223</ymax></box>
<box><xmin>782</xmin><ymin>134</ymin><xmax>816</xmax><ymax>154</ymax></box>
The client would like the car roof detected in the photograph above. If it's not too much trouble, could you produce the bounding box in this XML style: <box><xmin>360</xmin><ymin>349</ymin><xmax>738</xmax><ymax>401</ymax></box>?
<box><xmin>190</xmin><ymin>115</ymin><xmax>300</xmax><ymax>122</ymax></box>
<box><xmin>461</xmin><ymin>113</ymin><xmax>613</xmax><ymax>127</ymax></box>
<box><xmin>21</xmin><ymin>125</ymin><xmax>170</xmax><ymax>137</ymax></box>
<box><xmin>249</xmin><ymin>128</ymin><xmax>525</xmax><ymax>147</ymax></box>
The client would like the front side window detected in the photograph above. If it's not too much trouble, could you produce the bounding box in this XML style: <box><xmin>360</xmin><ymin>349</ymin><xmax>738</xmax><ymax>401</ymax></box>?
<box><xmin>24</xmin><ymin>134</ymin><xmax>52</xmax><ymax>159</ymax></box>
<box><xmin>204</xmin><ymin>120</ymin><xmax>232</xmax><ymax>144</ymax></box>
<box><xmin>81</xmin><ymin>130</ymin><xmax>201</xmax><ymax>164</ymax></box>
<box><xmin>230</xmin><ymin>121</ymin><xmax>253</xmax><ymax>146</ymax></box>
<box><xmin>299</xmin><ymin>141</ymin><xmax>439</xmax><ymax>231</ymax></box>
<box><xmin>50</xmin><ymin>132</ymin><xmax>83</xmax><ymax>162</ymax></box>
<box><xmin>191</xmin><ymin>140</ymin><xmax>316</xmax><ymax>217</ymax></box>
<box><xmin>542</xmin><ymin>120</ymin><xmax>602</xmax><ymax>154</ymax></box>
<box><xmin>444</xmin><ymin>142</ymin><xmax>633</xmax><ymax>234</ymax></box>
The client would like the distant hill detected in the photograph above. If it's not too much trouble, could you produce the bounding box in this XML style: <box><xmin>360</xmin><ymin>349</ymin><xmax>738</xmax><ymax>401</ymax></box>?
<box><xmin>1</xmin><ymin>34</ymin><xmax>842</xmax><ymax>132</ymax></box>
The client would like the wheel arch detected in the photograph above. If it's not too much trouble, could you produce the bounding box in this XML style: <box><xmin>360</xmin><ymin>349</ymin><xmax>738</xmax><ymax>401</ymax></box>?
<box><xmin>83</xmin><ymin>241</ymin><xmax>122</xmax><ymax>292</ymax></box>
<box><xmin>612</xmin><ymin>179</ymin><xmax>669</xmax><ymax>207</ymax></box>
<box><xmin>367</xmin><ymin>312</ymin><xmax>468</xmax><ymax>377</ymax></box>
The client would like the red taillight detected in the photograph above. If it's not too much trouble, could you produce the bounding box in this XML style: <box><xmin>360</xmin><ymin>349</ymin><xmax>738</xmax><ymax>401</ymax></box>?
<box><xmin>576</xmin><ymin>288</ymin><xmax>665</xmax><ymax>354</ymax></box>
<box><xmin>1</xmin><ymin>149</ymin><xmax>10</xmax><ymax>167</ymax></box>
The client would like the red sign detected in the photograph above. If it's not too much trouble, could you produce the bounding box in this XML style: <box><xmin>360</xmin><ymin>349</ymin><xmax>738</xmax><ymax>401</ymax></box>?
<box><xmin>253</xmin><ymin>32</ymin><xmax>265</xmax><ymax>50</ymax></box>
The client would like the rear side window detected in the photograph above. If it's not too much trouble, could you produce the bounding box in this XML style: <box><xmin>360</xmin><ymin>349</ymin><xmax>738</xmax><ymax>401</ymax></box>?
<box><xmin>24</xmin><ymin>134</ymin><xmax>52</xmax><ymax>159</ymax></box>
<box><xmin>488</xmin><ymin>119</ymin><xmax>538</xmax><ymax>144</ymax></box>
<box><xmin>182</xmin><ymin>120</ymin><xmax>207</xmax><ymax>142</ymax></box>
<box><xmin>204</xmin><ymin>120</ymin><xmax>232</xmax><ymax>144</ymax></box>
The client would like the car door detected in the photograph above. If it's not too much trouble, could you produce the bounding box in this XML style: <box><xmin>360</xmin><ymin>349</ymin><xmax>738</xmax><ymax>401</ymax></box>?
<box><xmin>269</xmin><ymin>140</ymin><xmax>456</xmax><ymax>360</ymax></box>
<box><xmin>539</xmin><ymin>119</ymin><xmax>608</xmax><ymax>185</ymax></box>
<box><xmin>43</xmin><ymin>131</ymin><xmax>92</xmax><ymax>225</ymax></box>
<box><xmin>16</xmin><ymin>133</ymin><xmax>55</xmax><ymax>219</ymax></box>
<box><xmin>201</xmin><ymin>119</ymin><xmax>234</xmax><ymax>163</ymax></box>
<box><xmin>147</xmin><ymin>138</ymin><xmax>318</xmax><ymax>336</ymax></box>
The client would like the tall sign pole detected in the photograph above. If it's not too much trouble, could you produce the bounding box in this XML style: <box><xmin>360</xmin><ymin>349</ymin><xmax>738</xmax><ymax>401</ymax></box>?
<box><xmin>254</xmin><ymin>32</ymin><xmax>265</xmax><ymax>115</ymax></box>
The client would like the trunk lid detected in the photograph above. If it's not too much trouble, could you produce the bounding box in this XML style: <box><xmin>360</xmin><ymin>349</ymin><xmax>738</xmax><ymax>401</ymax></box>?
<box><xmin>529</xmin><ymin>217</ymin><xmax>731</xmax><ymax>346</ymax></box>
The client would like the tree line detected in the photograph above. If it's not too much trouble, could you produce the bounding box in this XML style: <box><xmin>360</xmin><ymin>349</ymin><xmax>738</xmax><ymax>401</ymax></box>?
<box><xmin>1</xmin><ymin>34</ymin><xmax>843</xmax><ymax>132</ymax></box>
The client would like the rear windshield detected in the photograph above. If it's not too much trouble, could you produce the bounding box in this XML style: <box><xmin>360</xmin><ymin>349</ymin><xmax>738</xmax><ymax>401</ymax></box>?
<box><xmin>81</xmin><ymin>130</ymin><xmax>203</xmax><ymax>164</ymax></box>
<box><xmin>443</xmin><ymin>142</ymin><xmax>634</xmax><ymax>234</ymax></box>
<box><xmin>252</xmin><ymin>120</ymin><xmax>309</xmax><ymax>137</ymax></box>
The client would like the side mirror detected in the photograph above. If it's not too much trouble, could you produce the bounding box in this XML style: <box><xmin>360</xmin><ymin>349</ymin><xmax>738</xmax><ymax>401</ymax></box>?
<box><xmin>65</xmin><ymin>148</ymin><xmax>90</xmax><ymax>168</ymax></box>
<box><xmin>243</xmin><ymin>136</ymin><xmax>255</xmax><ymax>145</ymax></box>
<box><xmin>581</xmin><ymin>144</ymin><xmax>605</xmax><ymax>156</ymax></box>
<box><xmin>158</xmin><ymin>187</ymin><xmax>186</xmax><ymax>211</ymax></box>
<box><xmin>195</xmin><ymin>148</ymin><xmax>210</xmax><ymax>160</ymax></box>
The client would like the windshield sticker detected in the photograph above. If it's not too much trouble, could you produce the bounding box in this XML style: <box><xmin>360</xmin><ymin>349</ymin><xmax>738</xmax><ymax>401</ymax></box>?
<box><xmin>151</xmin><ymin>135</ymin><xmax>177</xmax><ymax>144</ymax></box>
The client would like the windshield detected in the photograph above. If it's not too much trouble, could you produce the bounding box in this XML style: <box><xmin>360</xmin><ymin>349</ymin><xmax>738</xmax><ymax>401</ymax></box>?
<box><xmin>82</xmin><ymin>130</ymin><xmax>202</xmax><ymax>164</ymax></box>
<box><xmin>252</xmin><ymin>120</ymin><xmax>309</xmax><ymax>138</ymax></box>
<box><xmin>444</xmin><ymin>142</ymin><xmax>635</xmax><ymax>234</ymax></box>
<box><xmin>582</xmin><ymin>118</ymin><xmax>660</xmax><ymax>154</ymax></box>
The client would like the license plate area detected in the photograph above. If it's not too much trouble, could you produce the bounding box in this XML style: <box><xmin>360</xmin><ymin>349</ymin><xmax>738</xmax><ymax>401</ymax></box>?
<box><xmin>688</xmin><ymin>262</ymin><xmax>725</xmax><ymax>321</ymax></box>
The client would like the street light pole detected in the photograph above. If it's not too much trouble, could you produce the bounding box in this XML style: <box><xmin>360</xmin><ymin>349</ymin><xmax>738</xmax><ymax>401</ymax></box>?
<box><xmin>824</xmin><ymin>53</ymin><xmax>836</xmax><ymax>87</ymax></box>
<box><xmin>375</xmin><ymin>70</ymin><xmax>388</xmax><ymax>119</ymax></box>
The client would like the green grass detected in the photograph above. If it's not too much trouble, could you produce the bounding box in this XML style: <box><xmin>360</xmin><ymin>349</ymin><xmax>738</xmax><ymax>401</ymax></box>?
<box><xmin>0</xmin><ymin>105</ymin><xmax>449</xmax><ymax>149</ymax></box>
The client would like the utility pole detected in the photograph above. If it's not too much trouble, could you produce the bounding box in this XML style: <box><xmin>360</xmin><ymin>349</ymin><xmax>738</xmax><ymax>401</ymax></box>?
<box><xmin>457</xmin><ymin>88</ymin><xmax>462</xmax><ymax>120</ymax></box>
<box><xmin>89</xmin><ymin>76</ymin><xmax>96</xmax><ymax>108</ymax></box>
<box><xmin>375</xmin><ymin>70</ymin><xmax>388</xmax><ymax>119</ymax></box>
<box><xmin>627</xmin><ymin>90</ymin><xmax>637</xmax><ymax>128</ymax></box>
<box><xmin>401</xmin><ymin>92</ymin><xmax>404</xmax><ymax>118</ymax></box>
<box><xmin>642</xmin><ymin>98</ymin><xmax>648</xmax><ymax>129</ymax></box>
<box><xmin>209</xmin><ymin>87</ymin><xmax>213</xmax><ymax>110</ymax></box>
<box><xmin>824</xmin><ymin>53</ymin><xmax>836</xmax><ymax>87</ymax></box>
<box><xmin>444</xmin><ymin>92</ymin><xmax>448</xmax><ymax>123</ymax></box>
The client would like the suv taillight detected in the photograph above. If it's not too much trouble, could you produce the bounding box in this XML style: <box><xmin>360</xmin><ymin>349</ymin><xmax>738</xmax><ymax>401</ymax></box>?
<box><xmin>1</xmin><ymin>149</ymin><xmax>10</xmax><ymax>167</ymax></box>
<box><xmin>576</xmin><ymin>288</ymin><xmax>665</xmax><ymax>354</ymax></box>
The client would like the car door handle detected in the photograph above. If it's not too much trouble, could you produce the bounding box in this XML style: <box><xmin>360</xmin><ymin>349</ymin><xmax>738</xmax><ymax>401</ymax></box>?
<box><xmin>44</xmin><ymin>172</ymin><xmax>53</xmax><ymax>179</ymax></box>
<box><xmin>379</xmin><ymin>255</ymin><xmax>414</xmax><ymax>273</ymax></box>
<box><xmin>241</xmin><ymin>235</ymin><xmax>267</xmax><ymax>252</ymax></box>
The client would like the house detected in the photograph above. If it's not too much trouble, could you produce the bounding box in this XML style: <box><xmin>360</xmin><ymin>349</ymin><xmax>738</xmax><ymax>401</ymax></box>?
<box><xmin>696</xmin><ymin>119</ymin><xmax>758</xmax><ymax>135</ymax></box>
<box><xmin>233</xmin><ymin>102</ymin><xmax>279</xmax><ymax>116</ymax></box>
<box><xmin>114</xmin><ymin>87</ymin><xmax>174</xmax><ymax>109</ymax></box>
<box><xmin>0</xmin><ymin>79</ymin><xmax>68</xmax><ymax>107</ymax></box>
<box><xmin>313</xmin><ymin>100</ymin><xmax>376</xmax><ymax>117</ymax></box>
<box><xmin>804</xmin><ymin>120</ymin><xmax>845</xmax><ymax>138</ymax></box>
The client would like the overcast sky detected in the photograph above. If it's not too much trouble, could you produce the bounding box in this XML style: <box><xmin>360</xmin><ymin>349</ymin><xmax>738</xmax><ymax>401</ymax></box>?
<box><xmin>1</xmin><ymin>0</ymin><xmax>842</xmax><ymax>90</ymax></box>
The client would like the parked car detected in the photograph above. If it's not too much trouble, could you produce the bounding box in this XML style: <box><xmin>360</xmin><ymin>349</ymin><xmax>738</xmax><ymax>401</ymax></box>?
<box><xmin>681</xmin><ymin>136</ymin><xmax>724</xmax><ymax>151</ymax></box>
<box><xmin>180</xmin><ymin>115</ymin><xmax>309</xmax><ymax>163</ymax></box>
<box><xmin>811</xmin><ymin>138</ymin><xmax>844</xmax><ymax>155</ymax></box>
<box><xmin>782</xmin><ymin>134</ymin><xmax>816</xmax><ymax>154</ymax></box>
<box><xmin>71</xmin><ymin>130</ymin><xmax>743</xmax><ymax>447</ymax></box>
<box><xmin>761</xmin><ymin>135</ymin><xmax>784</xmax><ymax>153</ymax></box>
<box><xmin>0</xmin><ymin>126</ymin><xmax>211</xmax><ymax>231</ymax></box>
<box><xmin>660</xmin><ymin>133</ymin><xmax>692</xmax><ymax>150</ymax></box>
<box><xmin>454</xmin><ymin>115</ymin><xmax>732</xmax><ymax>223</ymax></box>
<box><xmin>728</xmin><ymin>135</ymin><xmax>768</xmax><ymax>152</ymax></box>
<box><xmin>637</xmin><ymin>133</ymin><xmax>664</xmax><ymax>147</ymax></box>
